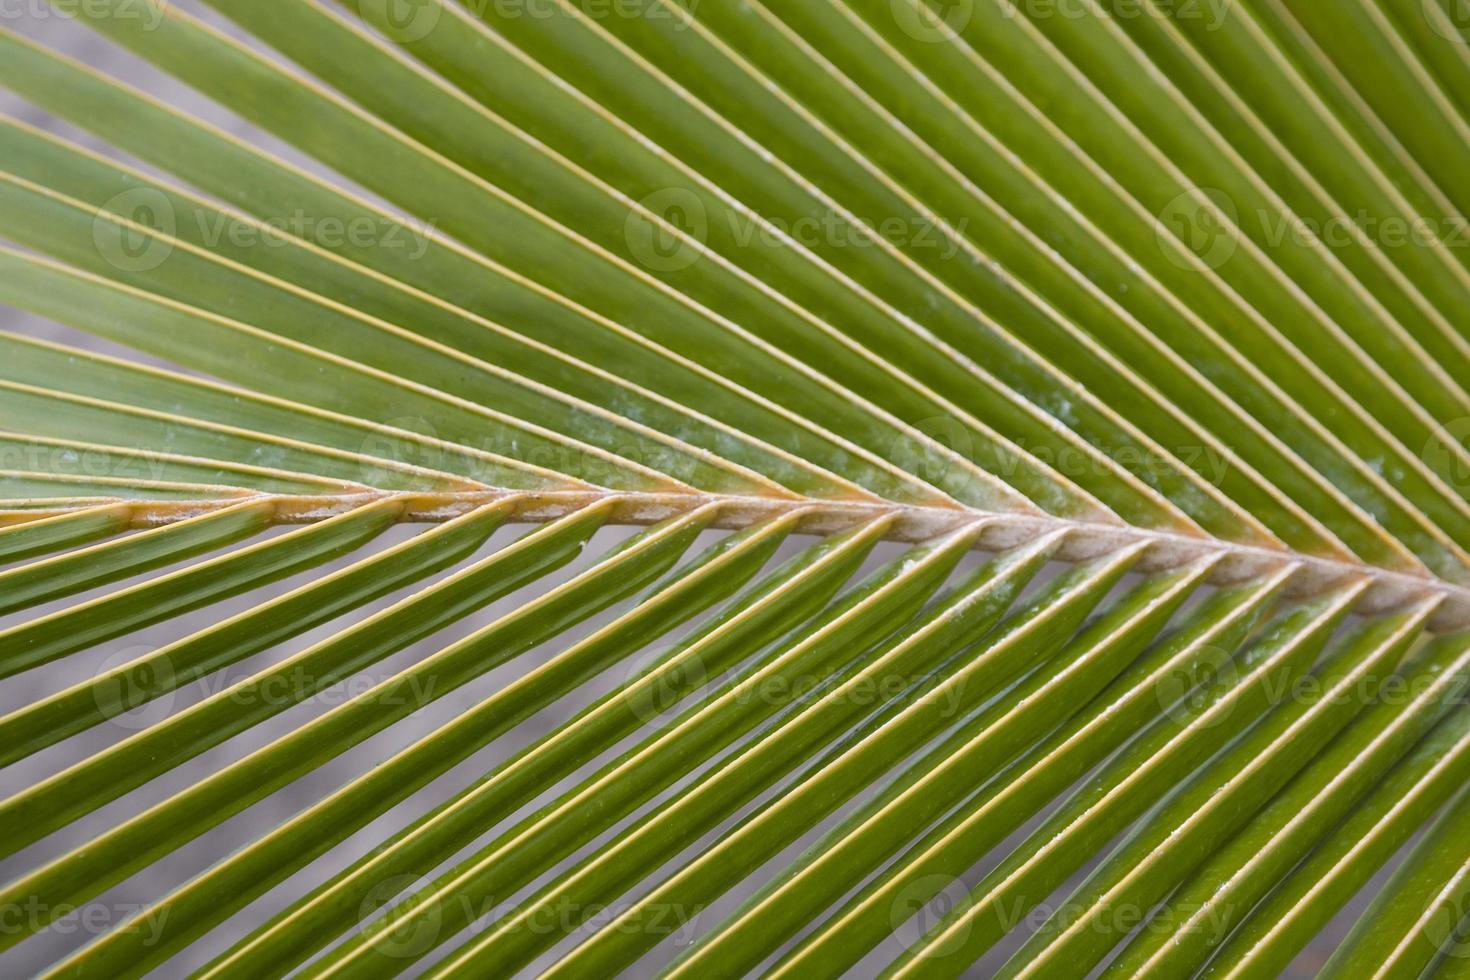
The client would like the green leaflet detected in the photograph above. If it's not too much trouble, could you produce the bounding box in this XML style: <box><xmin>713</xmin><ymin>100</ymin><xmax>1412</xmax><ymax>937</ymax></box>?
<box><xmin>1319</xmin><ymin>778</ymin><xmax>1470</xmax><ymax>978</ymax></box>
<box><xmin>543</xmin><ymin>540</ymin><xmax>1171</xmax><ymax>979</ymax></box>
<box><xmin>303</xmin><ymin>522</ymin><xmax>979</xmax><ymax>978</ymax></box>
<box><xmin>0</xmin><ymin>504</ymin><xmax>132</xmax><ymax>564</ymax></box>
<box><xmin>0</xmin><ymin>500</ymin><xmax>273</xmax><ymax>620</ymax></box>
<box><xmin>1103</xmin><ymin>627</ymin><xmax>1470</xmax><ymax>979</ymax></box>
<box><xmin>884</xmin><ymin>578</ymin><xmax>1367</xmax><ymax>976</ymax></box>
<box><xmin>1201</xmin><ymin>702</ymin><xmax>1470</xmax><ymax>978</ymax></box>
<box><xmin>759</xmin><ymin>564</ymin><xmax>1294</xmax><ymax>979</ymax></box>
<box><xmin>0</xmin><ymin>500</ymin><xmax>401</xmax><ymax>679</ymax></box>
<box><xmin>43</xmin><ymin>511</ymin><xmax>789</xmax><ymax>979</ymax></box>
<box><xmin>195</xmin><ymin>517</ymin><xmax>892</xmax><ymax>980</ymax></box>
<box><xmin>0</xmin><ymin>500</ymin><xmax>496</xmax><ymax>764</ymax></box>
<box><xmin>995</xmin><ymin>598</ymin><xmax>1438</xmax><ymax>979</ymax></box>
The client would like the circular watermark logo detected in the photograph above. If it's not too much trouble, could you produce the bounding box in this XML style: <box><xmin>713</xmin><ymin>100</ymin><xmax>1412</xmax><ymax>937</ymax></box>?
<box><xmin>1423</xmin><ymin>417</ymin><xmax>1470</xmax><ymax>492</ymax></box>
<box><xmin>358</xmin><ymin>415</ymin><xmax>445</xmax><ymax>486</ymax></box>
<box><xmin>92</xmin><ymin>187</ymin><xmax>176</xmax><ymax>273</ymax></box>
<box><xmin>622</xmin><ymin>646</ymin><xmax>707</xmax><ymax>725</ymax></box>
<box><xmin>1427</xmin><ymin>0</ymin><xmax>1470</xmax><ymax>43</ymax></box>
<box><xmin>92</xmin><ymin>645</ymin><xmax>176</xmax><ymax>731</ymax></box>
<box><xmin>359</xmin><ymin>0</ymin><xmax>443</xmax><ymax>43</ymax></box>
<box><xmin>1421</xmin><ymin>889</ymin><xmax>1470</xmax><ymax>960</ymax></box>
<box><xmin>625</xmin><ymin>187</ymin><xmax>707</xmax><ymax>273</ymax></box>
<box><xmin>1155</xmin><ymin>644</ymin><xmax>1237</xmax><ymax>728</ymax></box>
<box><xmin>892</xmin><ymin>0</ymin><xmax>974</xmax><ymax>42</ymax></box>
<box><xmin>357</xmin><ymin>873</ymin><xmax>442</xmax><ymax>959</ymax></box>
<box><xmin>1156</xmin><ymin>186</ymin><xmax>1239</xmax><ymax>271</ymax></box>
<box><xmin>889</xmin><ymin>874</ymin><xmax>973</xmax><ymax>956</ymax></box>
<box><xmin>891</xmin><ymin>415</ymin><xmax>976</xmax><ymax>489</ymax></box>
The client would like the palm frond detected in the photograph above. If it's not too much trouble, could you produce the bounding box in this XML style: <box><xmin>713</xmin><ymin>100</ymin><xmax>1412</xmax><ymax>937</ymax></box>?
<box><xmin>2</xmin><ymin>0</ymin><xmax>1470</xmax><ymax>977</ymax></box>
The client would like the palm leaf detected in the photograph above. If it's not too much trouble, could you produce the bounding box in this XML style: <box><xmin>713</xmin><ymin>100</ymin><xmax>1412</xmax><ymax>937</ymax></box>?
<box><xmin>2</xmin><ymin>0</ymin><xmax>1469</xmax><ymax>976</ymax></box>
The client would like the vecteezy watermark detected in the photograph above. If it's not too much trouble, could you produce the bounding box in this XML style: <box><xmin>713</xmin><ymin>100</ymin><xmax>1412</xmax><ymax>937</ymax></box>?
<box><xmin>526</xmin><ymin>896</ymin><xmax>702</xmax><ymax>942</ymax></box>
<box><xmin>93</xmin><ymin>645</ymin><xmax>177</xmax><ymax>732</ymax></box>
<box><xmin>92</xmin><ymin>187</ymin><xmax>177</xmax><ymax>273</ymax></box>
<box><xmin>1422</xmin><ymin>418</ymin><xmax>1470</xmax><ymax>493</ymax></box>
<box><xmin>1154</xmin><ymin>643</ymin><xmax>1238</xmax><ymax>727</ymax></box>
<box><xmin>1423</xmin><ymin>888</ymin><xmax>1470</xmax><ymax>961</ymax></box>
<box><xmin>1155</xmin><ymin>650</ymin><xmax>1470</xmax><ymax>734</ymax></box>
<box><xmin>192</xmin><ymin>209</ymin><xmax>438</xmax><ymax>260</ymax></box>
<box><xmin>0</xmin><ymin>897</ymin><xmax>171</xmax><ymax>945</ymax></box>
<box><xmin>355</xmin><ymin>414</ymin><xmax>683</xmax><ymax>489</ymax></box>
<box><xmin>998</xmin><ymin>0</ymin><xmax>1233</xmax><ymax>30</ymax></box>
<box><xmin>1254</xmin><ymin>210</ymin><xmax>1470</xmax><ymax>251</ymax></box>
<box><xmin>476</xmin><ymin>0</ymin><xmax>703</xmax><ymax>29</ymax></box>
<box><xmin>92</xmin><ymin>190</ymin><xmax>438</xmax><ymax>273</ymax></box>
<box><xmin>887</xmin><ymin>417</ymin><xmax>1234</xmax><ymax>493</ymax></box>
<box><xmin>891</xmin><ymin>0</ymin><xmax>974</xmax><ymax>42</ymax></box>
<box><xmin>357</xmin><ymin>883</ymin><xmax>704</xmax><ymax>959</ymax></box>
<box><xmin>91</xmin><ymin>648</ymin><xmax>442</xmax><ymax>734</ymax></box>
<box><xmin>727</xmin><ymin>210</ymin><xmax>969</xmax><ymax>260</ymax></box>
<box><xmin>360</xmin><ymin>0</ymin><xmax>704</xmax><ymax>44</ymax></box>
<box><xmin>357</xmin><ymin>0</ymin><xmax>442</xmax><ymax>42</ymax></box>
<box><xmin>624</xmin><ymin>187</ymin><xmax>708</xmax><ymax>273</ymax></box>
<box><xmin>621</xmin><ymin>645</ymin><xmax>708</xmax><ymax>724</ymax></box>
<box><xmin>0</xmin><ymin>439</ymin><xmax>172</xmax><ymax>483</ymax></box>
<box><xmin>358</xmin><ymin>874</ymin><xmax>445</xmax><ymax>959</ymax></box>
<box><xmin>1021</xmin><ymin>896</ymin><xmax>1241</xmax><ymax>942</ymax></box>
<box><xmin>1156</xmin><ymin>187</ymin><xmax>1241</xmax><ymax>271</ymax></box>
<box><xmin>1</xmin><ymin>0</ymin><xmax>168</xmax><ymax>29</ymax></box>
<box><xmin>889</xmin><ymin>875</ymin><xmax>974</xmax><ymax>954</ymax></box>
<box><xmin>624</xmin><ymin>187</ymin><xmax>970</xmax><ymax>273</ymax></box>
<box><xmin>1426</xmin><ymin>0</ymin><xmax>1470</xmax><ymax>44</ymax></box>
<box><xmin>358</xmin><ymin>416</ymin><xmax>450</xmax><ymax>486</ymax></box>
<box><xmin>1156</xmin><ymin>186</ymin><xmax>1470</xmax><ymax>272</ymax></box>
<box><xmin>728</xmin><ymin>670</ymin><xmax>969</xmax><ymax>718</ymax></box>
<box><xmin>891</xmin><ymin>0</ymin><xmax>1233</xmax><ymax>42</ymax></box>
<box><xmin>887</xmin><ymin>883</ymin><xmax>1244</xmax><ymax>956</ymax></box>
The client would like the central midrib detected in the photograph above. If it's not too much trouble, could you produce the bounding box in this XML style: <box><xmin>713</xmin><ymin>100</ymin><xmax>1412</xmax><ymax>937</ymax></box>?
<box><xmin>27</xmin><ymin>485</ymin><xmax>1469</xmax><ymax>631</ymax></box>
